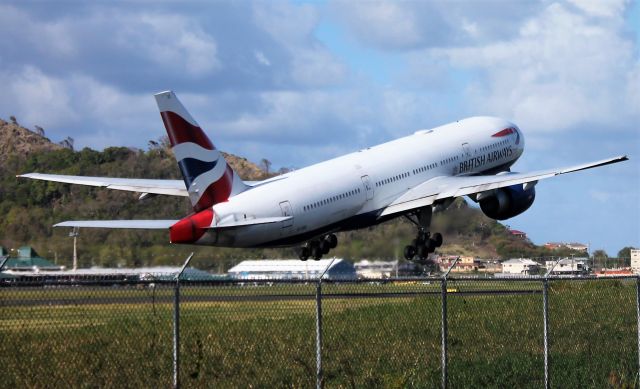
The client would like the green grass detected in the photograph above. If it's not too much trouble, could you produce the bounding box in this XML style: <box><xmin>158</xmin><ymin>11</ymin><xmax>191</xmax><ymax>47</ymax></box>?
<box><xmin>1</xmin><ymin>280</ymin><xmax>638</xmax><ymax>388</ymax></box>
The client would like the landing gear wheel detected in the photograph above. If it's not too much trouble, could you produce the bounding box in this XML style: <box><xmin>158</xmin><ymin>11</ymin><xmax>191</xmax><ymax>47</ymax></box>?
<box><xmin>325</xmin><ymin>234</ymin><xmax>338</xmax><ymax>249</ymax></box>
<box><xmin>320</xmin><ymin>240</ymin><xmax>331</xmax><ymax>255</ymax></box>
<box><xmin>311</xmin><ymin>245</ymin><xmax>323</xmax><ymax>260</ymax></box>
<box><xmin>417</xmin><ymin>245</ymin><xmax>429</xmax><ymax>259</ymax></box>
<box><xmin>299</xmin><ymin>247</ymin><xmax>310</xmax><ymax>261</ymax></box>
<box><xmin>404</xmin><ymin>245</ymin><xmax>416</xmax><ymax>260</ymax></box>
<box><xmin>432</xmin><ymin>232</ymin><xmax>443</xmax><ymax>247</ymax></box>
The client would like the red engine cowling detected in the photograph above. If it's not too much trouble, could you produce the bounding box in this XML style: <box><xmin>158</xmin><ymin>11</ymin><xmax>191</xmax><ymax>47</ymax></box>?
<box><xmin>479</xmin><ymin>185</ymin><xmax>536</xmax><ymax>220</ymax></box>
<box><xmin>169</xmin><ymin>209</ymin><xmax>214</xmax><ymax>244</ymax></box>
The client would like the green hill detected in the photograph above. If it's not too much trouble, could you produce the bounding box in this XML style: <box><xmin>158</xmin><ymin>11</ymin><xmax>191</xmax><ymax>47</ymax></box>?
<box><xmin>0</xmin><ymin>118</ymin><xmax>574</xmax><ymax>271</ymax></box>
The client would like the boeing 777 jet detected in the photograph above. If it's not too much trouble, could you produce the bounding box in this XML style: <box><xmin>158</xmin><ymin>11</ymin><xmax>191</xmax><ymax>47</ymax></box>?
<box><xmin>19</xmin><ymin>91</ymin><xmax>628</xmax><ymax>261</ymax></box>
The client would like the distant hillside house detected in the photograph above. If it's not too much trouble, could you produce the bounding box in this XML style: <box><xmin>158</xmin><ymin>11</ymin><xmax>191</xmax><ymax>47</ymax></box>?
<box><xmin>501</xmin><ymin>258</ymin><xmax>540</xmax><ymax>275</ymax></box>
<box><xmin>565</xmin><ymin>243</ymin><xmax>588</xmax><ymax>252</ymax></box>
<box><xmin>544</xmin><ymin>242</ymin><xmax>589</xmax><ymax>252</ymax></box>
<box><xmin>228</xmin><ymin>259</ymin><xmax>356</xmax><ymax>280</ymax></box>
<box><xmin>508</xmin><ymin>229</ymin><xmax>527</xmax><ymax>239</ymax></box>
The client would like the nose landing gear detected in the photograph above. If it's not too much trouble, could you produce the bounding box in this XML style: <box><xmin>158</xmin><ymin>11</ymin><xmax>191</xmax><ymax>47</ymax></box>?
<box><xmin>299</xmin><ymin>233</ymin><xmax>338</xmax><ymax>261</ymax></box>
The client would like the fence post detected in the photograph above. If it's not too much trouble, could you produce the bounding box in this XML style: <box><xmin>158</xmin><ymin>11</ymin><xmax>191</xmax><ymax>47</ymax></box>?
<box><xmin>316</xmin><ymin>282</ymin><xmax>323</xmax><ymax>389</ymax></box>
<box><xmin>316</xmin><ymin>258</ymin><xmax>335</xmax><ymax>389</ymax></box>
<box><xmin>542</xmin><ymin>260</ymin><xmax>559</xmax><ymax>389</ymax></box>
<box><xmin>542</xmin><ymin>278</ymin><xmax>550</xmax><ymax>389</ymax></box>
<box><xmin>173</xmin><ymin>279</ymin><xmax>180</xmax><ymax>389</ymax></box>
<box><xmin>441</xmin><ymin>277</ymin><xmax>447</xmax><ymax>389</ymax></box>
<box><xmin>636</xmin><ymin>276</ymin><xmax>640</xmax><ymax>383</ymax></box>
<box><xmin>441</xmin><ymin>257</ymin><xmax>459</xmax><ymax>389</ymax></box>
<box><xmin>173</xmin><ymin>253</ymin><xmax>194</xmax><ymax>389</ymax></box>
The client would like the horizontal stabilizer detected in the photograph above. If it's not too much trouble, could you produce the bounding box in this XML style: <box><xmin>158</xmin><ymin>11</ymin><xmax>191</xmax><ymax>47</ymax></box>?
<box><xmin>54</xmin><ymin>220</ymin><xmax>178</xmax><ymax>229</ymax></box>
<box><xmin>19</xmin><ymin>173</ymin><xmax>188</xmax><ymax>197</ymax></box>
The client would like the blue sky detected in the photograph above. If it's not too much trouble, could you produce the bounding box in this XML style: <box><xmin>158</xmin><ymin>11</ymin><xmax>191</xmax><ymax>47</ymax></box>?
<box><xmin>0</xmin><ymin>0</ymin><xmax>638</xmax><ymax>256</ymax></box>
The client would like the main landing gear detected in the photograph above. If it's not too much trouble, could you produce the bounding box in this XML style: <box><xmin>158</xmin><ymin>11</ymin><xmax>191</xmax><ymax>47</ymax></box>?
<box><xmin>299</xmin><ymin>234</ymin><xmax>338</xmax><ymax>261</ymax></box>
<box><xmin>403</xmin><ymin>207</ymin><xmax>443</xmax><ymax>261</ymax></box>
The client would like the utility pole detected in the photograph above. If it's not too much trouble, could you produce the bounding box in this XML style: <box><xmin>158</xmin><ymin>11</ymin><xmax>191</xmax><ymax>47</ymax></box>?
<box><xmin>69</xmin><ymin>227</ymin><xmax>79</xmax><ymax>271</ymax></box>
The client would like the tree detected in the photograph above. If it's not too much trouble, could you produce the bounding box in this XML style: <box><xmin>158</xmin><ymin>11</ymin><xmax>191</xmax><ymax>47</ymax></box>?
<box><xmin>592</xmin><ymin>249</ymin><xmax>609</xmax><ymax>270</ymax></box>
<box><xmin>34</xmin><ymin>125</ymin><xmax>45</xmax><ymax>137</ymax></box>
<box><xmin>592</xmin><ymin>249</ymin><xmax>608</xmax><ymax>259</ymax></box>
<box><xmin>617</xmin><ymin>246</ymin><xmax>637</xmax><ymax>266</ymax></box>
<box><xmin>260</xmin><ymin>158</ymin><xmax>272</xmax><ymax>175</ymax></box>
<box><xmin>59</xmin><ymin>137</ymin><xmax>74</xmax><ymax>150</ymax></box>
<box><xmin>617</xmin><ymin>246</ymin><xmax>637</xmax><ymax>259</ymax></box>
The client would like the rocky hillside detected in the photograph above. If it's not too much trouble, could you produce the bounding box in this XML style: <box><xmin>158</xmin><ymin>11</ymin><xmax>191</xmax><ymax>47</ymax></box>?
<box><xmin>0</xmin><ymin>119</ymin><xmax>62</xmax><ymax>163</ymax></box>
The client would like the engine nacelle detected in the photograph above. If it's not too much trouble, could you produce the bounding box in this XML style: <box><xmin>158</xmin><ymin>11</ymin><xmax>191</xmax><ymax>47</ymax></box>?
<box><xmin>479</xmin><ymin>185</ymin><xmax>536</xmax><ymax>220</ymax></box>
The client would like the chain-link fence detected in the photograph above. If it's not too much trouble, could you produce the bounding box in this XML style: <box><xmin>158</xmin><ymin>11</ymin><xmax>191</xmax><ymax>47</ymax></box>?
<box><xmin>2</xmin><ymin>273</ymin><xmax>639</xmax><ymax>388</ymax></box>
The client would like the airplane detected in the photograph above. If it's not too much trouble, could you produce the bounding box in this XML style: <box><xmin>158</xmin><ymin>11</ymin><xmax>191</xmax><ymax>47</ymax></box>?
<box><xmin>19</xmin><ymin>91</ymin><xmax>628</xmax><ymax>261</ymax></box>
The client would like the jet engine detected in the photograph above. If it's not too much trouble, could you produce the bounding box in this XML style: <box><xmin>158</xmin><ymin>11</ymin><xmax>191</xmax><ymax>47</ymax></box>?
<box><xmin>479</xmin><ymin>185</ymin><xmax>536</xmax><ymax>220</ymax></box>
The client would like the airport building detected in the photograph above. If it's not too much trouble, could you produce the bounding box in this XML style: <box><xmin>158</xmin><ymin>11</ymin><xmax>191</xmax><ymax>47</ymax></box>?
<box><xmin>354</xmin><ymin>260</ymin><xmax>398</xmax><ymax>279</ymax></box>
<box><xmin>450</xmin><ymin>256</ymin><xmax>484</xmax><ymax>272</ymax></box>
<box><xmin>0</xmin><ymin>246</ymin><xmax>64</xmax><ymax>272</ymax></box>
<box><xmin>2</xmin><ymin>265</ymin><xmax>219</xmax><ymax>282</ymax></box>
<box><xmin>631</xmin><ymin>249</ymin><xmax>640</xmax><ymax>274</ymax></box>
<box><xmin>501</xmin><ymin>258</ymin><xmax>541</xmax><ymax>275</ymax></box>
<box><xmin>228</xmin><ymin>259</ymin><xmax>356</xmax><ymax>280</ymax></box>
<box><xmin>0</xmin><ymin>246</ymin><xmax>218</xmax><ymax>281</ymax></box>
<box><xmin>545</xmin><ymin>258</ymin><xmax>590</xmax><ymax>275</ymax></box>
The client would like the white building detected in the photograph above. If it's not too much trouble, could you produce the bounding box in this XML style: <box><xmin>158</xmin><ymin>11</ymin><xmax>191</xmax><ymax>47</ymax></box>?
<box><xmin>545</xmin><ymin>258</ymin><xmax>590</xmax><ymax>275</ymax></box>
<box><xmin>631</xmin><ymin>249</ymin><xmax>640</xmax><ymax>274</ymax></box>
<box><xmin>501</xmin><ymin>258</ymin><xmax>541</xmax><ymax>275</ymax></box>
<box><xmin>228</xmin><ymin>259</ymin><xmax>356</xmax><ymax>280</ymax></box>
<box><xmin>354</xmin><ymin>260</ymin><xmax>398</xmax><ymax>279</ymax></box>
<box><xmin>1</xmin><ymin>266</ymin><xmax>217</xmax><ymax>281</ymax></box>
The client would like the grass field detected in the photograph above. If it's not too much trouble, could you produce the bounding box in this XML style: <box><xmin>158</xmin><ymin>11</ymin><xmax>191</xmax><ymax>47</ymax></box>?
<box><xmin>1</xmin><ymin>279</ymin><xmax>638</xmax><ymax>388</ymax></box>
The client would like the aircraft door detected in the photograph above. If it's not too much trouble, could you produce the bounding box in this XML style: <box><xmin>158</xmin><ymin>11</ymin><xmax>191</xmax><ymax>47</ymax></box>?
<box><xmin>462</xmin><ymin>142</ymin><xmax>471</xmax><ymax>157</ymax></box>
<box><xmin>279</xmin><ymin>201</ymin><xmax>294</xmax><ymax>228</ymax></box>
<box><xmin>361</xmin><ymin>175</ymin><xmax>374</xmax><ymax>201</ymax></box>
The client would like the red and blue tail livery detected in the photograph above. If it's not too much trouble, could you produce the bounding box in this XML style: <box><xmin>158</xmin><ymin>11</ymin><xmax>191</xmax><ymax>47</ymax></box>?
<box><xmin>154</xmin><ymin>91</ymin><xmax>247</xmax><ymax>212</ymax></box>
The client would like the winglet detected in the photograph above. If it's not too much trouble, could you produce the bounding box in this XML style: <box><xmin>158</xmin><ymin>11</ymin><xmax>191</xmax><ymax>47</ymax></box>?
<box><xmin>154</xmin><ymin>91</ymin><xmax>248</xmax><ymax>212</ymax></box>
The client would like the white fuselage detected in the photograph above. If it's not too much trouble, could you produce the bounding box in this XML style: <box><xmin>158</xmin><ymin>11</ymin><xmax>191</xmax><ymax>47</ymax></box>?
<box><xmin>203</xmin><ymin>116</ymin><xmax>524</xmax><ymax>247</ymax></box>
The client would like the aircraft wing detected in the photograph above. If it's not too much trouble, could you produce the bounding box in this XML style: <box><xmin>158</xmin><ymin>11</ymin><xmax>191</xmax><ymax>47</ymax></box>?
<box><xmin>19</xmin><ymin>173</ymin><xmax>188</xmax><ymax>197</ymax></box>
<box><xmin>380</xmin><ymin>155</ymin><xmax>628</xmax><ymax>217</ymax></box>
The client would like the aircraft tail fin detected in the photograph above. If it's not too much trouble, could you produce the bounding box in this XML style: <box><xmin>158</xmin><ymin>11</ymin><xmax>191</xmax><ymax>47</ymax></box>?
<box><xmin>154</xmin><ymin>91</ymin><xmax>248</xmax><ymax>212</ymax></box>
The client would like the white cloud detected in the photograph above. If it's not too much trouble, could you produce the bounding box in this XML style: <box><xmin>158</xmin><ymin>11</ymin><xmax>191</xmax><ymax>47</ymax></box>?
<box><xmin>0</xmin><ymin>65</ymin><xmax>159</xmax><ymax>149</ymax></box>
<box><xmin>336</xmin><ymin>2</ymin><xmax>424</xmax><ymax>49</ymax></box>
<box><xmin>0</xmin><ymin>5</ymin><xmax>76</xmax><ymax>59</ymax></box>
<box><xmin>207</xmin><ymin>90</ymin><xmax>369</xmax><ymax>144</ymax></box>
<box><xmin>332</xmin><ymin>0</ymin><xmax>543</xmax><ymax>49</ymax></box>
<box><xmin>253</xmin><ymin>2</ymin><xmax>347</xmax><ymax>87</ymax></box>
<box><xmin>0</xmin><ymin>66</ymin><xmax>78</xmax><ymax>128</ymax></box>
<box><xmin>114</xmin><ymin>13</ymin><xmax>221</xmax><ymax>77</ymax></box>
<box><xmin>254</xmin><ymin>51</ymin><xmax>271</xmax><ymax>66</ymax></box>
<box><xmin>435</xmin><ymin>2</ymin><xmax>638</xmax><ymax>133</ymax></box>
<box><xmin>589</xmin><ymin>189</ymin><xmax>613</xmax><ymax>202</ymax></box>
<box><xmin>567</xmin><ymin>0</ymin><xmax>629</xmax><ymax>18</ymax></box>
